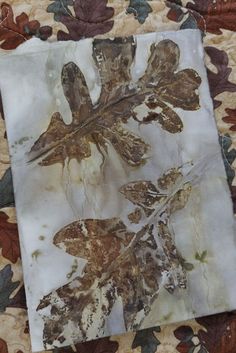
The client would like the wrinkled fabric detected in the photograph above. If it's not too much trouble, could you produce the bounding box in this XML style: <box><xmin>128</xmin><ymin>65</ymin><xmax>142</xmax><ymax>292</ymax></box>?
<box><xmin>1</xmin><ymin>29</ymin><xmax>236</xmax><ymax>350</ymax></box>
<box><xmin>0</xmin><ymin>1</ymin><xmax>236</xmax><ymax>353</ymax></box>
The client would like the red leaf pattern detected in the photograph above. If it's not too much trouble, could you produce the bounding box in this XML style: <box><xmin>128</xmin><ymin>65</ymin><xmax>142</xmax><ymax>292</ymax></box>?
<box><xmin>0</xmin><ymin>3</ymin><xmax>52</xmax><ymax>50</ymax></box>
<box><xmin>0</xmin><ymin>212</ymin><xmax>20</xmax><ymax>263</ymax></box>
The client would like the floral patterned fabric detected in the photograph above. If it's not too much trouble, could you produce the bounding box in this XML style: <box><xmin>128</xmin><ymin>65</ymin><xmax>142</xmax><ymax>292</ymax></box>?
<box><xmin>0</xmin><ymin>1</ymin><xmax>236</xmax><ymax>352</ymax></box>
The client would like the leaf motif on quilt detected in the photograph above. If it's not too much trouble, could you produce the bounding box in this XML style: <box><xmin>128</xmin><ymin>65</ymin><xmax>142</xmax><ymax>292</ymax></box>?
<box><xmin>0</xmin><ymin>338</ymin><xmax>8</xmax><ymax>353</ymax></box>
<box><xmin>126</xmin><ymin>0</ymin><xmax>153</xmax><ymax>24</ymax></box>
<box><xmin>223</xmin><ymin>108</ymin><xmax>236</xmax><ymax>131</ymax></box>
<box><xmin>184</xmin><ymin>0</ymin><xmax>236</xmax><ymax>35</ymax></box>
<box><xmin>167</xmin><ymin>0</ymin><xmax>236</xmax><ymax>34</ymax></box>
<box><xmin>74</xmin><ymin>337</ymin><xmax>119</xmax><ymax>353</ymax></box>
<box><xmin>0</xmin><ymin>168</ymin><xmax>14</xmax><ymax>209</ymax></box>
<box><xmin>196</xmin><ymin>312</ymin><xmax>236</xmax><ymax>353</ymax></box>
<box><xmin>219</xmin><ymin>134</ymin><xmax>236</xmax><ymax>212</ymax></box>
<box><xmin>49</xmin><ymin>336</ymin><xmax>119</xmax><ymax>353</ymax></box>
<box><xmin>205</xmin><ymin>46</ymin><xmax>236</xmax><ymax>109</ymax></box>
<box><xmin>28</xmin><ymin>38</ymin><xmax>201</xmax><ymax>167</ymax></box>
<box><xmin>47</xmin><ymin>0</ymin><xmax>74</xmax><ymax>21</ymax></box>
<box><xmin>0</xmin><ymin>211</ymin><xmax>20</xmax><ymax>264</ymax></box>
<box><xmin>174</xmin><ymin>325</ymin><xmax>196</xmax><ymax>353</ymax></box>
<box><xmin>219</xmin><ymin>134</ymin><xmax>236</xmax><ymax>186</ymax></box>
<box><xmin>0</xmin><ymin>3</ymin><xmax>52</xmax><ymax>50</ymax></box>
<box><xmin>36</xmin><ymin>166</ymin><xmax>191</xmax><ymax>347</ymax></box>
<box><xmin>174</xmin><ymin>312</ymin><xmax>236</xmax><ymax>353</ymax></box>
<box><xmin>0</xmin><ymin>264</ymin><xmax>20</xmax><ymax>312</ymax></box>
<box><xmin>47</xmin><ymin>0</ymin><xmax>115</xmax><ymax>41</ymax></box>
<box><xmin>132</xmin><ymin>326</ymin><xmax>161</xmax><ymax>353</ymax></box>
<box><xmin>166</xmin><ymin>1</ymin><xmax>205</xmax><ymax>32</ymax></box>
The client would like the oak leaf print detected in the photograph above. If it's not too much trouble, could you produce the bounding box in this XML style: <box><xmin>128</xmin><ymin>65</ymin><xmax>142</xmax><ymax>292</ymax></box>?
<box><xmin>36</xmin><ymin>166</ymin><xmax>191</xmax><ymax>348</ymax></box>
<box><xmin>47</xmin><ymin>0</ymin><xmax>115</xmax><ymax>41</ymax></box>
<box><xmin>205</xmin><ymin>46</ymin><xmax>236</xmax><ymax>109</ymax></box>
<box><xmin>0</xmin><ymin>3</ymin><xmax>52</xmax><ymax>50</ymax></box>
<box><xmin>29</xmin><ymin>38</ymin><xmax>201</xmax><ymax>167</ymax></box>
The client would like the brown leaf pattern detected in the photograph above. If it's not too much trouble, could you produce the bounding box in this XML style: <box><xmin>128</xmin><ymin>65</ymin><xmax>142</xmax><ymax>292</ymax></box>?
<box><xmin>36</xmin><ymin>166</ymin><xmax>191</xmax><ymax>347</ymax></box>
<box><xmin>1</xmin><ymin>1</ymin><xmax>236</xmax><ymax>353</ymax></box>
<box><xmin>28</xmin><ymin>38</ymin><xmax>201</xmax><ymax>168</ymax></box>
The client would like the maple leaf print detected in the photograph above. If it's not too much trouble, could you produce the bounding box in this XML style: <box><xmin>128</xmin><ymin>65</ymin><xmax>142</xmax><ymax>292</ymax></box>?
<box><xmin>36</xmin><ymin>166</ymin><xmax>191</xmax><ymax>348</ymax></box>
<box><xmin>28</xmin><ymin>37</ymin><xmax>201</xmax><ymax>168</ymax></box>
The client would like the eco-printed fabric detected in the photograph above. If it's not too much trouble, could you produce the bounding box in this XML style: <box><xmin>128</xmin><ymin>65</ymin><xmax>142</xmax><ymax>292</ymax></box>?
<box><xmin>0</xmin><ymin>29</ymin><xmax>235</xmax><ymax>351</ymax></box>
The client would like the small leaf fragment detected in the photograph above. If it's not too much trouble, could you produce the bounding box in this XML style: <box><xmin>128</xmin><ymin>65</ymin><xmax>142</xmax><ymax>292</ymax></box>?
<box><xmin>128</xmin><ymin>208</ymin><xmax>142</xmax><ymax>224</ymax></box>
<box><xmin>195</xmin><ymin>250</ymin><xmax>208</xmax><ymax>263</ymax></box>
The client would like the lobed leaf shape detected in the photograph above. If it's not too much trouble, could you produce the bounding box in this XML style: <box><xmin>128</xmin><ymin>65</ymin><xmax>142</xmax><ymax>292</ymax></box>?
<box><xmin>47</xmin><ymin>0</ymin><xmax>73</xmax><ymax>22</ymax></box>
<box><xmin>120</xmin><ymin>167</ymin><xmax>191</xmax><ymax>217</ymax></box>
<box><xmin>28</xmin><ymin>38</ymin><xmax>201</xmax><ymax>168</ymax></box>
<box><xmin>155</xmin><ymin>69</ymin><xmax>201</xmax><ymax>111</ymax></box>
<box><xmin>53</xmin><ymin>218</ymin><xmax>135</xmax><ymax>289</ymax></box>
<box><xmin>37</xmin><ymin>219</ymin><xmax>186</xmax><ymax>346</ymax></box>
<box><xmin>28</xmin><ymin>38</ymin><xmax>148</xmax><ymax>167</ymax></box>
<box><xmin>0</xmin><ymin>3</ymin><xmax>52</xmax><ymax>50</ymax></box>
<box><xmin>205</xmin><ymin>46</ymin><xmax>236</xmax><ymax>109</ymax></box>
<box><xmin>56</xmin><ymin>0</ymin><xmax>114</xmax><ymax>41</ymax></box>
<box><xmin>140</xmin><ymin>39</ymin><xmax>180</xmax><ymax>86</ymax></box>
<box><xmin>36</xmin><ymin>167</ymin><xmax>191</xmax><ymax>347</ymax></box>
<box><xmin>120</xmin><ymin>180</ymin><xmax>166</xmax><ymax>216</ymax></box>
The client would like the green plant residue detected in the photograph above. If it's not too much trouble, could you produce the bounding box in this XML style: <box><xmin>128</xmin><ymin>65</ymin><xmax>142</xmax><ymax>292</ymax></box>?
<box><xmin>195</xmin><ymin>250</ymin><xmax>208</xmax><ymax>263</ymax></box>
<box><xmin>32</xmin><ymin>249</ymin><xmax>42</xmax><ymax>260</ymax></box>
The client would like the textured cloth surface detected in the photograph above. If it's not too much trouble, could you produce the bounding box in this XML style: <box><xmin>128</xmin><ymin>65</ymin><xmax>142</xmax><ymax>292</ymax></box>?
<box><xmin>0</xmin><ymin>1</ymin><xmax>236</xmax><ymax>353</ymax></box>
